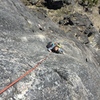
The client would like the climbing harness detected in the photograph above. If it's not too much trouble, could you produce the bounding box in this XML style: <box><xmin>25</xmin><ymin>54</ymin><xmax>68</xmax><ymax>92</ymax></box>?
<box><xmin>0</xmin><ymin>54</ymin><xmax>49</xmax><ymax>94</ymax></box>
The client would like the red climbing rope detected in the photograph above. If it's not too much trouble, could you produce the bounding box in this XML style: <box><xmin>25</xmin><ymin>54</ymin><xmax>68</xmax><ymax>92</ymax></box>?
<box><xmin>0</xmin><ymin>55</ymin><xmax>49</xmax><ymax>94</ymax></box>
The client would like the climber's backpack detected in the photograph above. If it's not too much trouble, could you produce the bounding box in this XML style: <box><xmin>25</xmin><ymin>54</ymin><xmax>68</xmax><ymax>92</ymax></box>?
<box><xmin>46</xmin><ymin>42</ymin><xmax>53</xmax><ymax>48</ymax></box>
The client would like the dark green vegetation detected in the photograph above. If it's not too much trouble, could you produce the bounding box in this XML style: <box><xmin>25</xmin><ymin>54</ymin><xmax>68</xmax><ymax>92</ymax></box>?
<box><xmin>81</xmin><ymin>0</ymin><xmax>98</xmax><ymax>6</ymax></box>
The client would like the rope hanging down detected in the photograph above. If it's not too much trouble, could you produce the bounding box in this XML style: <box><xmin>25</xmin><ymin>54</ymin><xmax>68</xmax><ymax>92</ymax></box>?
<box><xmin>0</xmin><ymin>55</ymin><xmax>49</xmax><ymax>94</ymax></box>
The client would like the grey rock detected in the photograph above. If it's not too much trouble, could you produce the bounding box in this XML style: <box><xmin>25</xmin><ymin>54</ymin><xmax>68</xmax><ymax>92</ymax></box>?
<box><xmin>84</xmin><ymin>25</ymin><xmax>98</xmax><ymax>37</ymax></box>
<box><xmin>28</xmin><ymin>0</ymin><xmax>39</xmax><ymax>5</ymax></box>
<box><xmin>59</xmin><ymin>13</ymin><xmax>98</xmax><ymax>44</ymax></box>
<box><xmin>63</xmin><ymin>13</ymin><xmax>93</xmax><ymax>27</ymax></box>
<box><xmin>63</xmin><ymin>0</ymin><xmax>75</xmax><ymax>5</ymax></box>
<box><xmin>0</xmin><ymin>0</ymin><xmax>100</xmax><ymax>100</ymax></box>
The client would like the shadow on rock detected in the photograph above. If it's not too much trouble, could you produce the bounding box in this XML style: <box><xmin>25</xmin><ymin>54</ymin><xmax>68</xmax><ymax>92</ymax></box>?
<box><xmin>44</xmin><ymin>0</ymin><xmax>63</xmax><ymax>10</ymax></box>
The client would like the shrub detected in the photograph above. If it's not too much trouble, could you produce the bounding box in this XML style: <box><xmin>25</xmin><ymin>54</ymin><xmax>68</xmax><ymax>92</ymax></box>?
<box><xmin>82</xmin><ymin>0</ymin><xmax>98</xmax><ymax>7</ymax></box>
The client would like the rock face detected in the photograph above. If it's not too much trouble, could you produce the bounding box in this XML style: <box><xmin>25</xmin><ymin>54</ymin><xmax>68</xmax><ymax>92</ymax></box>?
<box><xmin>0</xmin><ymin>0</ymin><xmax>100</xmax><ymax>100</ymax></box>
<box><xmin>59</xmin><ymin>13</ymin><xmax>100</xmax><ymax>45</ymax></box>
<box><xmin>21</xmin><ymin>0</ymin><xmax>39</xmax><ymax>5</ymax></box>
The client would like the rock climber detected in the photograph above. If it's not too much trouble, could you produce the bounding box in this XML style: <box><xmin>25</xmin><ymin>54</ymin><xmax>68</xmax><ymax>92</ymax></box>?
<box><xmin>46</xmin><ymin>42</ymin><xmax>63</xmax><ymax>54</ymax></box>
